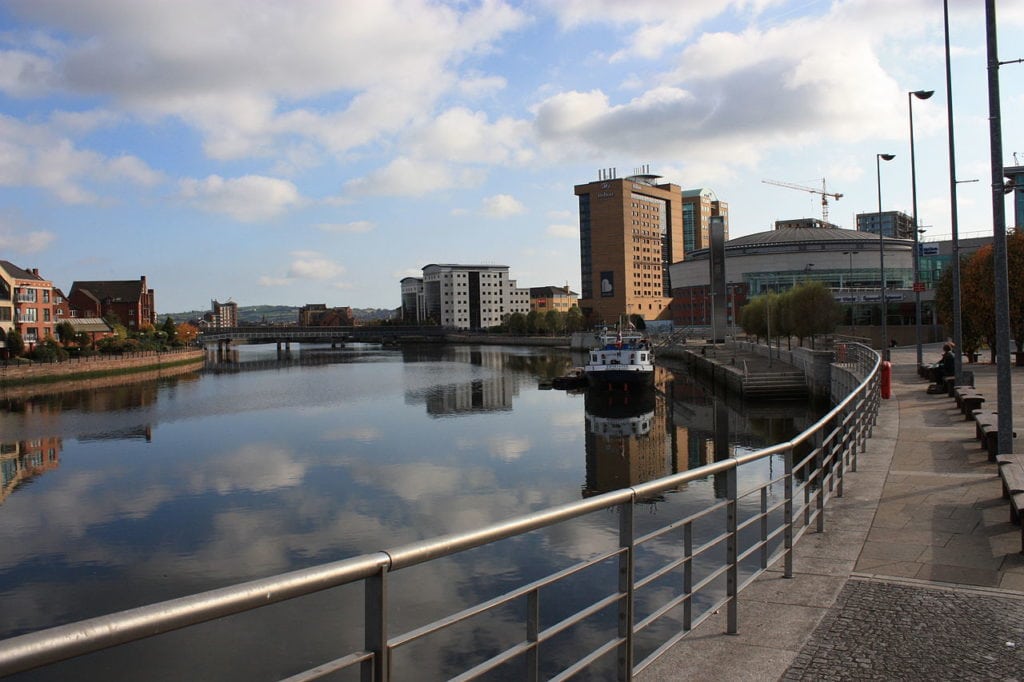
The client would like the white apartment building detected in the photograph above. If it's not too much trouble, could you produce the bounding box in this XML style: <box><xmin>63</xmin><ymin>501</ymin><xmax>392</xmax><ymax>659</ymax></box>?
<box><xmin>414</xmin><ymin>264</ymin><xmax>530</xmax><ymax>330</ymax></box>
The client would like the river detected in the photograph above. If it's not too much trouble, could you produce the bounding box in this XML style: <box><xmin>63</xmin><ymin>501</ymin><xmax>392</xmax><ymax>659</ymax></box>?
<box><xmin>0</xmin><ymin>343</ymin><xmax>826</xmax><ymax>680</ymax></box>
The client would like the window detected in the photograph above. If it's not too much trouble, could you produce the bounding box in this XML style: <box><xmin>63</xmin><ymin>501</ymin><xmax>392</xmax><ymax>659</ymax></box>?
<box><xmin>18</xmin><ymin>308</ymin><xmax>37</xmax><ymax>322</ymax></box>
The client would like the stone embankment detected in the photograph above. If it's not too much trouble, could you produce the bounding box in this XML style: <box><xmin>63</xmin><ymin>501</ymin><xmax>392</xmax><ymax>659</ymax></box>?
<box><xmin>657</xmin><ymin>340</ymin><xmax>836</xmax><ymax>400</ymax></box>
<box><xmin>0</xmin><ymin>349</ymin><xmax>205</xmax><ymax>398</ymax></box>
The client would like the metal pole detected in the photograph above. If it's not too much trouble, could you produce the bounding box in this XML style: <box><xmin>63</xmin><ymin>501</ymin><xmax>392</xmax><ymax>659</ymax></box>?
<box><xmin>943</xmin><ymin>0</ymin><xmax>964</xmax><ymax>384</ymax></box>
<box><xmin>909</xmin><ymin>90</ymin><xmax>934</xmax><ymax>370</ymax></box>
<box><xmin>876</xmin><ymin>154</ymin><xmax>895</xmax><ymax>357</ymax></box>
<box><xmin>984</xmin><ymin>0</ymin><xmax>1014</xmax><ymax>456</ymax></box>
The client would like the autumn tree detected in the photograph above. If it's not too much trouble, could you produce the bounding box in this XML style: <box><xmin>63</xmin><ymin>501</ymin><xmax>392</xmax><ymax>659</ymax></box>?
<box><xmin>175</xmin><ymin>322</ymin><xmax>199</xmax><ymax>345</ymax></box>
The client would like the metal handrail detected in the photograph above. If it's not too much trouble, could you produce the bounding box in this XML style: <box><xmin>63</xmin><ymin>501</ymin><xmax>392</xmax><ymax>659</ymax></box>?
<box><xmin>0</xmin><ymin>344</ymin><xmax>881</xmax><ymax>680</ymax></box>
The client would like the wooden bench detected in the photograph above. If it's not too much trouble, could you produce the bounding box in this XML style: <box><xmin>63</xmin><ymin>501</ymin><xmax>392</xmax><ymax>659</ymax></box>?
<box><xmin>955</xmin><ymin>390</ymin><xmax>985</xmax><ymax>419</ymax></box>
<box><xmin>978</xmin><ymin>417</ymin><xmax>1017</xmax><ymax>461</ymax></box>
<box><xmin>996</xmin><ymin>454</ymin><xmax>1024</xmax><ymax>553</ymax></box>
<box><xmin>973</xmin><ymin>410</ymin><xmax>997</xmax><ymax>440</ymax></box>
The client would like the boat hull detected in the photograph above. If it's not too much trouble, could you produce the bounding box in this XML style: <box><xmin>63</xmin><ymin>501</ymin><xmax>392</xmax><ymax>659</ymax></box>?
<box><xmin>584</xmin><ymin>367</ymin><xmax>655</xmax><ymax>388</ymax></box>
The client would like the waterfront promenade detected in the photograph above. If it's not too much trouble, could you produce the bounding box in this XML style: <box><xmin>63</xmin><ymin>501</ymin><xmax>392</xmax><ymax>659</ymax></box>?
<box><xmin>640</xmin><ymin>343</ymin><xmax>1024</xmax><ymax>681</ymax></box>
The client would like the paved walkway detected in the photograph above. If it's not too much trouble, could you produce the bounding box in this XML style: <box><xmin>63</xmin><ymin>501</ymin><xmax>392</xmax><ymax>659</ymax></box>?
<box><xmin>639</xmin><ymin>343</ymin><xmax>1024</xmax><ymax>681</ymax></box>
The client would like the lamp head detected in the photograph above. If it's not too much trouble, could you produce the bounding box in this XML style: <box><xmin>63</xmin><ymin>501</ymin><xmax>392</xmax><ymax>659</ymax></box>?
<box><xmin>912</xmin><ymin>90</ymin><xmax>935</xmax><ymax>100</ymax></box>
<box><xmin>879</xmin><ymin>153</ymin><xmax>895</xmax><ymax>161</ymax></box>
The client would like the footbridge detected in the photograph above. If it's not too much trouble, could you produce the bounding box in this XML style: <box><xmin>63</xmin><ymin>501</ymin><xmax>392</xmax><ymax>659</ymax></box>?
<box><xmin>198</xmin><ymin>325</ymin><xmax>446</xmax><ymax>351</ymax></box>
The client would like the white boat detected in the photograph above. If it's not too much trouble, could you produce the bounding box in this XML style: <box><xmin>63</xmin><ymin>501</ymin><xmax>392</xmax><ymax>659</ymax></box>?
<box><xmin>584</xmin><ymin>327</ymin><xmax>655</xmax><ymax>389</ymax></box>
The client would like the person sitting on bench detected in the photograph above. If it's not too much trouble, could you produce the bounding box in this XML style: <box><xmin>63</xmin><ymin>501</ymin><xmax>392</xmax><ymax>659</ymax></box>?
<box><xmin>927</xmin><ymin>343</ymin><xmax>955</xmax><ymax>393</ymax></box>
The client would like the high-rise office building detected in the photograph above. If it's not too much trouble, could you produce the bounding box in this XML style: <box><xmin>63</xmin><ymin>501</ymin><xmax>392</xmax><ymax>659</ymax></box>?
<box><xmin>682</xmin><ymin>188</ymin><xmax>729</xmax><ymax>253</ymax></box>
<box><xmin>856</xmin><ymin>210</ymin><xmax>915</xmax><ymax>239</ymax></box>
<box><xmin>574</xmin><ymin>168</ymin><xmax>688</xmax><ymax>323</ymax></box>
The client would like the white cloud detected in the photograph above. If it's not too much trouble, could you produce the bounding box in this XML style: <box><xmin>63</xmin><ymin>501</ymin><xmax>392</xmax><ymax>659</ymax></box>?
<box><xmin>286</xmin><ymin>251</ymin><xmax>344</xmax><ymax>280</ymax></box>
<box><xmin>0</xmin><ymin>114</ymin><xmax>162</xmax><ymax>203</ymax></box>
<box><xmin>547</xmin><ymin>224</ymin><xmax>577</xmax><ymax>238</ymax></box>
<box><xmin>345</xmin><ymin>157</ymin><xmax>485</xmax><ymax>198</ymax></box>
<box><xmin>0</xmin><ymin>222</ymin><xmax>55</xmax><ymax>254</ymax></box>
<box><xmin>1</xmin><ymin>0</ymin><xmax>528</xmax><ymax>161</ymax></box>
<box><xmin>482</xmin><ymin>194</ymin><xmax>525</xmax><ymax>217</ymax></box>
<box><xmin>316</xmin><ymin>220</ymin><xmax>375</xmax><ymax>234</ymax></box>
<box><xmin>409</xmin><ymin>107</ymin><xmax>533</xmax><ymax>165</ymax></box>
<box><xmin>178</xmin><ymin>174</ymin><xmax>300</xmax><ymax>221</ymax></box>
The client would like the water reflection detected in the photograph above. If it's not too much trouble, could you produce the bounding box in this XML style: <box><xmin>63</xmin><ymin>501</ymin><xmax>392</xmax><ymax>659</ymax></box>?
<box><xmin>1</xmin><ymin>437</ymin><xmax>62</xmax><ymax>504</ymax></box>
<box><xmin>0</xmin><ymin>344</ymin><xmax>826</xmax><ymax>680</ymax></box>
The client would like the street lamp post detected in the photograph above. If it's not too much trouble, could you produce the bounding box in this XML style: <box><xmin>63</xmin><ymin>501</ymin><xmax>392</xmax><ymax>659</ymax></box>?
<box><xmin>876</xmin><ymin>153</ymin><xmax>896</xmax><ymax>357</ymax></box>
<box><xmin>909</xmin><ymin>89</ymin><xmax>934</xmax><ymax>370</ymax></box>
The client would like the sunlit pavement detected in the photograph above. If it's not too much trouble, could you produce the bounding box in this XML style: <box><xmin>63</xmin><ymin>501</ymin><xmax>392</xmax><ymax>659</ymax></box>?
<box><xmin>638</xmin><ymin>343</ymin><xmax>1024</xmax><ymax>681</ymax></box>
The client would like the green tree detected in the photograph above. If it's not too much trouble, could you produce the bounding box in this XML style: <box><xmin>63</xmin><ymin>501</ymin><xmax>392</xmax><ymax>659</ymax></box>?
<box><xmin>161</xmin><ymin>316</ymin><xmax>178</xmax><ymax>344</ymax></box>
<box><xmin>786</xmin><ymin>281</ymin><xmax>843</xmax><ymax>347</ymax></box>
<box><xmin>544</xmin><ymin>310</ymin><xmax>562</xmax><ymax>335</ymax></box>
<box><xmin>564</xmin><ymin>306</ymin><xmax>584</xmax><ymax>334</ymax></box>
<box><xmin>506</xmin><ymin>312</ymin><xmax>527</xmax><ymax>335</ymax></box>
<box><xmin>27</xmin><ymin>337</ymin><xmax>68</xmax><ymax>362</ymax></box>
<box><xmin>55</xmin><ymin>320</ymin><xmax>76</xmax><ymax>346</ymax></box>
<box><xmin>740</xmin><ymin>296</ymin><xmax>768</xmax><ymax>341</ymax></box>
<box><xmin>526</xmin><ymin>310</ymin><xmax>541</xmax><ymax>334</ymax></box>
<box><xmin>6</xmin><ymin>328</ymin><xmax>24</xmax><ymax>356</ymax></box>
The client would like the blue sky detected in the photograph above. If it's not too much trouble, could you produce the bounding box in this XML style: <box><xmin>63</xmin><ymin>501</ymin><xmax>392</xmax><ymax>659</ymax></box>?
<box><xmin>1</xmin><ymin>0</ymin><xmax>1022</xmax><ymax>314</ymax></box>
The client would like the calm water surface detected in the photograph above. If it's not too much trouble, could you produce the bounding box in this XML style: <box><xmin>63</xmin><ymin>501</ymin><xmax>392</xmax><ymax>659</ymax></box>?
<box><xmin>0</xmin><ymin>343</ymin><xmax>825</xmax><ymax>680</ymax></box>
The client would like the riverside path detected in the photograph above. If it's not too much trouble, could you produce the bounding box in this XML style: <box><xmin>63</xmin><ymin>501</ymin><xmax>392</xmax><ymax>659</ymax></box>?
<box><xmin>639</xmin><ymin>343</ymin><xmax>1024</xmax><ymax>681</ymax></box>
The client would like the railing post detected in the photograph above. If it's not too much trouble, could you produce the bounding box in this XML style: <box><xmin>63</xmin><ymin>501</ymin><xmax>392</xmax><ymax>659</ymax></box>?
<box><xmin>526</xmin><ymin>589</ymin><xmax>539</xmax><ymax>682</ymax></box>
<box><xmin>784</xmin><ymin>445</ymin><xmax>794</xmax><ymax>579</ymax></box>
<box><xmin>726</xmin><ymin>465</ymin><xmax>738</xmax><ymax>634</ymax></box>
<box><xmin>683</xmin><ymin>522</ymin><xmax>693</xmax><ymax>630</ymax></box>
<box><xmin>364</xmin><ymin>569</ymin><xmax>388</xmax><ymax>682</ymax></box>
<box><xmin>617</xmin><ymin>499</ymin><xmax>635</xmax><ymax>680</ymax></box>
<box><xmin>760</xmin><ymin>487</ymin><xmax>769</xmax><ymax>570</ymax></box>
<box><xmin>815</xmin><ymin>438</ymin><xmax>825</xmax><ymax>533</ymax></box>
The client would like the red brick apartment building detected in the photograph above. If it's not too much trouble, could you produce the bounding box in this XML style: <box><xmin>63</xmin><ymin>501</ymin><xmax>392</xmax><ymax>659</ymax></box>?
<box><xmin>67</xmin><ymin>276</ymin><xmax>156</xmax><ymax>330</ymax></box>
<box><xmin>0</xmin><ymin>261</ymin><xmax>58</xmax><ymax>348</ymax></box>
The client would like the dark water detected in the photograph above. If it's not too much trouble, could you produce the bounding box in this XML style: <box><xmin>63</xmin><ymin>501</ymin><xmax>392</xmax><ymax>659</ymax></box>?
<box><xmin>0</xmin><ymin>343</ymin><xmax>825</xmax><ymax>680</ymax></box>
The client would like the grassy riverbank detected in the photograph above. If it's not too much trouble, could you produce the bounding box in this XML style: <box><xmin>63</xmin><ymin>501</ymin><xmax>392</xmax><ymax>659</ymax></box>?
<box><xmin>0</xmin><ymin>349</ymin><xmax>205</xmax><ymax>391</ymax></box>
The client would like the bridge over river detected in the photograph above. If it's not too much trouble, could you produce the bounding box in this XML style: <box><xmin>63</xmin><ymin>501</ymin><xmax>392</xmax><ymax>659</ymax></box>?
<box><xmin>198</xmin><ymin>325</ymin><xmax>446</xmax><ymax>351</ymax></box>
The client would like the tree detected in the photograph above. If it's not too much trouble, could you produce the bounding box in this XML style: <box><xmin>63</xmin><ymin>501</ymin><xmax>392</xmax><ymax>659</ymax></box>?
<box><xmin>6</xmin><ymin>328</ymin><xmax>24</xmax><ymax>356</ymax></box>
<box><xmin>786</xmin><ymin>281</ymin><xmax>843</xmax><ymax>347</ymax></box>
<box><xmin>161</xmin><ymin>316</ymin><xmax>178</xmax><ymax>344</ymax></box>
<box><xmin>740</xmin><ymin>296</ymin><xmax>768</xmax><ymax>341</ymax></box>
<box><xmin>56</xmin><ymin>320</ymin><xmax>76</xmax><ymax>346</ymax></box>
<box><xmin>505</xmin><ymin>312</ymin><xmax>527</xmax><ymax>335</ymax></box>
<box><xmin>176</xmin><ymin>322</ymin><xmax>199</xmax><ymax>345</ymax></box>
<box><xmin>544</xmin><ymin>309</ymin><xmax>561</xmax><ymax>335</ymax></box>
<box><xmin>1007</xmin><ymin>230</ymin><xmax>1024</xmax><ymax>357</ymax></box>
<box><xmin>960</xmin><ymin>244</ymin><xmax>995</xmax><ymax>361</ymax></box>
<box><xmin>526</xmin><ymin>310</ymin><xmax>541</xmax><ymax>334</ymax></box>
<box><xmin>564</xmin><ymin>306</ymin><xmax>584</xmax><ymax>334</ymax></box>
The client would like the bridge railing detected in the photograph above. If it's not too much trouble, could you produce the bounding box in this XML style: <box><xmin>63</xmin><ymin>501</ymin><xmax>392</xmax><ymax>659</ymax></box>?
<box><xmin>0</xmin><ymin>345</ymin><xmax>881</xmax><ymax>681</ymax></box>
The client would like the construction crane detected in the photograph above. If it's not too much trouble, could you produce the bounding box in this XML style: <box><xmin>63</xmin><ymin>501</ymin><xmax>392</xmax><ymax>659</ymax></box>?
<box><xmin>762</xmin><ymin>178</ymin><xmax>843</xmax><ymax>224</ymax></box>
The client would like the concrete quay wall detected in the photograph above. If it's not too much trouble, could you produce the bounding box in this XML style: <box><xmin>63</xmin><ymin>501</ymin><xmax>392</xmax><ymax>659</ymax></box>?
<box><xmin>0</xmin><ymin>349</ymin><xmax>205</xmax><ymax>387</ymax></box>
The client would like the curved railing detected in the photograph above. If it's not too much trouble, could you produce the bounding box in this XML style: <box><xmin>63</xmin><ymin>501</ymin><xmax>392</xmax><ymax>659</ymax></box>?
<box><xmin>0</xmin><ymin>344</ymin><xmax>881</xmax><ymax>681</ymax></box>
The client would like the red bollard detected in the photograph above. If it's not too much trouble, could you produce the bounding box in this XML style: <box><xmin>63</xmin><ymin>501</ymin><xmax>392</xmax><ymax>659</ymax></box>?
<box><xmin>881</xmin><ymin>360</ymin><xmax>892</xmax><ymax>399</ymax></box>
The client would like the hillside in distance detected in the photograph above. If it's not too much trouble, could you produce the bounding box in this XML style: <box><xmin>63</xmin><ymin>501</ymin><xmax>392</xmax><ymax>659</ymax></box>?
<box><xmin>161</xmin><ymin>305</ymin><xmax>396</xmax><ymax>325</ymax></box>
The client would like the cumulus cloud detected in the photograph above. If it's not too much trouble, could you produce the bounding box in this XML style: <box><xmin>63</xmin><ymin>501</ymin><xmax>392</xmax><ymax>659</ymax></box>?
<box><xmin>0</xmin><ymin>0</ymin><xmax>528</xmax><ymax>161</ymax></box>
<box><xmin>0</xmin><ymin>114</ymin><xmax>162</xmax><ymax>203</ymax></box>
<box><xmin>482</xmin><ymin>194</ymin><xmax>525</xmax><ymax>217</ymax></box>
<box><xmin>345</xmin><ymin>157</ymin><xmax>484</xmax><ymax>198</ymax></box>
<box><xmin>178</xmin><ymin>174</ymin><xmax>300</xmax><ymax>221</ymax></box>
<box><xmin>546</xmin><ymin>224</ymin><xmax>577</xmax><ymax>238</ymax></box>
<box><xmin>0</xmin><ymin>219</ymin><xmax>55</xmax><ymax>254</ymax></box>
<box><xmin>286</xmin><ymin>251</ymin><xmax>345</xmax><ymax>280</ymax></box>
<box><xmin>408</xmin><ymin>107</ymin><xmax>533</xmax><ymax>165</ymax></box>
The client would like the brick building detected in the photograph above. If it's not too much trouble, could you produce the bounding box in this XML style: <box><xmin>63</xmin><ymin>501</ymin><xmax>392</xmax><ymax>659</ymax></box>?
<box><xmin>0</xmin><ymin>261</ymin><xmax>57</xmax><ymax>349</ymax></box>
<box><xmin>67</xmin><ymin>276</ymin><xmax>156</xmax><ymax>330</ymax></box>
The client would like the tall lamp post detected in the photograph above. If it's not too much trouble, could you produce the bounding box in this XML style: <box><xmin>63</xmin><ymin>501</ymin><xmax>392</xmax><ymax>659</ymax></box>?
<box><xmin>876</xmin><ymin>153</ymin><xmax>896</xmax><ymax>357</ymax></box>
<box><xmin>909</xmin><ymin>89</ymin><xmax>934</xmax><ymax>370</ymax></box>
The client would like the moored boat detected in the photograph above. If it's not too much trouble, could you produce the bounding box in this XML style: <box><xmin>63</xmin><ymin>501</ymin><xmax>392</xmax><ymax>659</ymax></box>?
<box><xmin>584</xmin><ymin>327</ymin><xmax>654</xmax><ymax>389</ymax></box>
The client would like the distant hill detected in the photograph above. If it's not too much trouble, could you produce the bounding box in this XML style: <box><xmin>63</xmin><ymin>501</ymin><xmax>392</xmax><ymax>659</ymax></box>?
<box><xmin>160</xmin><ymin>305</ymin><xmax>396</xmax><ymax>325</ymax></box>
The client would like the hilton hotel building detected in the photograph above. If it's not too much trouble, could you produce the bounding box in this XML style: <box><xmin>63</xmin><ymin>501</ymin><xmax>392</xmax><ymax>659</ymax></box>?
<box><xmin>575</xmin><ymin>168</ymin><xmax>727</xmax><ymax>324</ymax></box>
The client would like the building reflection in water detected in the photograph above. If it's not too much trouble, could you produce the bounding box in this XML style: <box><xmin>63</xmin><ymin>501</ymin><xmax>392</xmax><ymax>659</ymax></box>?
<box><xmin>1</xmin><ymin>437</ymin><xmax>62</xmax><ymax>504</ymax></box>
